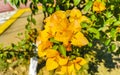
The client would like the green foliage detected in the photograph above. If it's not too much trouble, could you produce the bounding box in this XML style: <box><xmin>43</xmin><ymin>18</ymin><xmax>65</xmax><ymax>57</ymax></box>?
<box><xmin>0</xmin><ymin>59</ymin><xmax>8</xmax><ymax>71</ymax></box>
<box><xmin>83</xmin><ymin>1</ymin><xmax>93</xmax><ymax>13</ymax></box>
<box><xmin>73</xmin><ymin>0</ymin><xmax>81</xmax><ymax>6</ymax></box>
<box><xmin>59</xmin><ymin>45</ymin><xmax>66</xmax><ymax>57</ymax></box>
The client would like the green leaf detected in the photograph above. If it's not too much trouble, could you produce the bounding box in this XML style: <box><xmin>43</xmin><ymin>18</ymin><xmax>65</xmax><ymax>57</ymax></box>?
<box><xmin>50</xmin><ymin>38</ymin><xmax>59</xmax><ymax>44</ymax></box>
<box><xmin>88</xmin><ymin>42</ymin><xmax>93</xmax><ymax>47</ymax></box>
<box><xmin>21</xmin><ymin>0</ymin><xmax>27</xmax><ymax>4</ymax></box>
<box><xmin>10</xmin><ymin>52</ymin><xmax>15</xmax><ymax>57</ymax></box>
<box><xmin>62</xmin><ymin>0</ymin><xmax>66</xmax><ymax>3</ymax></box>
<box><xmin>42</xmin><ymin>5</ymin><xmax>47</xmax><ymax>12</ymax></box>
<box><xmin>43</xmin><ymin>0</ymin><xmax>47</xmax><ymax>3</ymax></box>
<box><xmin>81</xmin><ymin>22</ymin><xmax>88</xmax><ymax>28</ymax></box>
<box><xmin>83</xmin><ymin>1</ymin><xmax>93</xmax><ymax>12</ymax></box>
<box><xmin>88</xmin><ymin>27</ymin><xmax>100</xmax><ymax>39</ymax></box>
<box><xmin>105</xmin><ymin>39</ymin><xmax>111</xmax><ymax>46</ymax></box>
<box><xmin>111</xmin><ymin>44</ymin><xmax>116</xmax><ymax>51</ymax></box>
<box><xmin>65</xmin><ymin>1</ymin><xmax>70</xmax><ymax>10</ymax></box>
<box><xmin>113</xmin><ymin>21</ymin><xmax>120</xmax><ymax>26</ymax></box>
<box><xmin>91</xmin><ymin>14</ymin><xmax>97</xmax><ymax>21</ymax></box>
<box><xmin>109</xmin><ymin>43</ymin><xmax>116</xmax><ymax>52</ymax></box>
<box><xmin>56</xmin><ymin>5</ymin><xmax>60</xmax><ymax>11</ymax></box>
<box><xmin>27</xmin><ymin>16</ymin><xmax>31</xmax><ymax>22</ymax></box>
<box><xmin>59</xmin><ymin>45</ymin><xmax>66</xmax><ymax>57</ymax></box>
<box><xmin>47</xmin><ymin>7</ymin><xmax>54</xmax><ymax>14</ymax></box>
<box><xmin>52</xmin><ymin>45</ymin><xmax>59</xmax><ymax>50</ymax></box>
<box><xmin>73</xmin><ymin>0</ymin><xmax>81</xmax><ymax>6</ymax></box>
<box><xmin>104</xmin><ymin>17</ymin><xmax>117</xmax><ymax>26</ymax></box>
<box><xmin>14</xmin><ymin>0</ymin><xmax>19</xmax><ymax>5</ymax></box>
<box><xmin>31</xmin><ymin>17</ymin><xmax>36</xmax><ymax>25</ymax></box>
<box><xmin>105</xmin><ymin>11</ymin><xmax>113</xmax><ymax>18</ymax></box>
<box><xmin>110</xmin><ymin>28</ymin><xmax>116</xmax><ymax>39</ymax></box>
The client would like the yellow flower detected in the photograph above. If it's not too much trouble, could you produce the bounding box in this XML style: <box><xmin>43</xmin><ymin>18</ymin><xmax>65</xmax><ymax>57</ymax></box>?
<box><xmin>73</xmin><ymin>57</ymin><xmax>87</xmax><ymax>70</ymax></box>
<box><xmin>70</xmin><ymin>8</ymin><xmax>82</xmax><ymax>18</ymax></box>
<box><xmin>93</xmin><ymin>1</ymin><xmax>106</xmax><ymax>12</ymax></box>
<box><xmin>69</xmin><ymin>8</ymin><xmax>90</xmax><ymax>33</ymax></box>
<box><xmin>69</xmin><ymin>8</ymin><xmax>82</xmax><ymax>24</ymax></box>
<box><xmin>54</xmin><ymin>30</ymin><xmax>73</xmax><ymax>46</ymax></box>
<box><xmin>69</xmin><ymin>19</ymin><xmax>82</xmax><ymax>33</ymax></box>
<box><xmin>67</xmin><ymin>62</ymin><xmax>76</xmax><ymax>75</ymax></box>
<box><xmin>46</xmin><ymin>58</ymin><xmax>59</xmax><ymax>70</ymax></box>
<box><xmin>38</xmin><ymin>41</ymin><xmax>53</xmax><ymax>57</ymax></box>
<box><xmin>57</xmin><ymin>56</ymin><xmax>68</xmax><ymax>66</ymax></box>
<box><xmin>56</xmin><ymin>61</ymin><xmax>76</xmax><ymax>75</ymax></box>
<box><xmin>37</xmin><ymin>29</ymin><xmax>52</xmax><ymax>42</ymax></box>
<box><xmin>71</xmin><ymin>32</ymin><xmax>88</xmax><ymax>47</ymax></box>
<box><xmin>46</xmin><ymin>49</ymin><xmax>69</xmax><ymax>71</ymax></box>
<box><xmin>44</xmin><ymin>10</ymin><xmax>69</xmax><ymax>36</ymax></box>
<box><xmin>46</xmin><ymin>49</ymin><xmax>59</xmax><ymax>58</ymax></box>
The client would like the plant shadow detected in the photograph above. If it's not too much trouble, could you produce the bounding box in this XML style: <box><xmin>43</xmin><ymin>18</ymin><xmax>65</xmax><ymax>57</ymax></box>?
<box><xmin>80</xmin><ymin>39</ymin><xmax>120</xmax><ymax>75</ymax></box>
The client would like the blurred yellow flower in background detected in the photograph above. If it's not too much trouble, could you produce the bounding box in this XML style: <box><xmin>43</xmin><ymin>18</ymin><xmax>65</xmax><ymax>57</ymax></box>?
<box><xmin>93</xmin><ymin>1</ymin><xmax>106</xmax><ymax>12</ymax></box>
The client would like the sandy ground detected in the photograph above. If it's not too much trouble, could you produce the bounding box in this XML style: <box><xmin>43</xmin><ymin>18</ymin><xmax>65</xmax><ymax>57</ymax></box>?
<box><xmin>0</xmin><ymin>10</ymin><xmax>44</xmax><ymax>47</ymax></box>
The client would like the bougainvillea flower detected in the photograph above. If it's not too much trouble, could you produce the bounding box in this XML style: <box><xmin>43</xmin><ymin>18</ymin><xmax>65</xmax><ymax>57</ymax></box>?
<box><xmin>93</xmin><ymin>1</ymin><xmax>106</xmax><ymax>12</ymax></box>
<box><xmin>57</xmin><ymin>56</ymin><xmax>68</xmax><ymax>66</ymax></box>
<box><xmin>46</xmin><ymin>49</ymin><xmax>69</xmax><ymax>71</ymax></box>
<box><xmin>46</xmin><ymin>49</ymin><xmax>59</xmax><ymax>58</ymax></box>
<box><xmin>69</xmin><ymin>19</ymin><xmax>82</xmax><ymax>33</ymax></box>
<box><xmin>71</xmin><ymin>32</ymin><xmax>88</xmax><ymax>47</ymax></box>
<box><xmin>38</xmin><ymin>41</ymin><xmax>53</xmax><ymax>57</ymax></box>
<box><xmin>37</xmin><ymin>8</ymin><xmax>89</xmax><ymax>74</ymax></box>
<box><xmin>46</xmin><ymin>58</ymin><xmax>59</xmax><ymax>70</ymax></box>
<box><xmin>70</xmin><ymin>8</ymin><xmax>82</xmax><ymax>18</ymax></box>
<box><xmin>37</xmin><ymin>29</ymin><xmax>52</xmax><ymax>42</ymax></box>
<box><xmin>54</xmin><ymin>30</ymin><xmax>73</xmax><ymax>46</ymax></box>
<box><xmin>56</xmin><ymin>61</ymin><xmax>76</xmax><ymax>75</ymax></box>
<box><xmin>73</xmin><ymin>57</ymin><xmax>86</xmax><ymax>70</ymax></box>
<box><xmin>44</xmin><ymin>11</ymin><xmax>69</xmax><ymax>36</ymax></box>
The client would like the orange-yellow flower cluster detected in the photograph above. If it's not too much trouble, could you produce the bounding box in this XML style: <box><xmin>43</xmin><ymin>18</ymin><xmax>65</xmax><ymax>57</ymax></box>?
<box><xmin>36</xmin><ymin>8</ymin><xmax>89</xmax><ymax>74</ymax></box>
<box><xmin>45</xmin><ymin>49</ymin><xmax>86</xmax><ymax>75</ymax></box>
<box><xmin>93</xmin><ymin>1</ymin><xmax>106</xmax><ymax>12</ymax></box>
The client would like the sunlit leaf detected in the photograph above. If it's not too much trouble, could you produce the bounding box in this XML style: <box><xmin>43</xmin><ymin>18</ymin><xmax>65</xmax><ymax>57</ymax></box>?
<box><xmin>31</xmin><ymin>17</ymin><xmax>36</xmax><ymax>25</ymax></box>
<box><xmin>73</xmin><ymin>0</ymin><xmax>81</xmax><ymax>6</ymax></box>
<box><xmin>59</xmin><ymin>45</ymin><xmax>66</xmax><ymax>57</ymax></box>
<box><xmin>110</xmin><ymin>28</ymin><xmax>116</xmax><ymax>40</ymax></box>
<box><xmin>105</xmin><ymin>39</ymin><xmax>111</xmax><ymax>46</ymax></box>
<box><xmin>56</xmin><ymin>5</ymin><xmax>60</xmax><ymax>11</ymax></box>
<box><xmin>113</xmin><ymin>21</ymin><xmax>120</xmax><ymax>26</ymax></box>
<box><xmin>83</xmin><ymin>1</ymin><xmax>93</xmax><ymax>12</ymax></box>
<box><xmin>104</xmin><ymin>17</ymin><xmax>117</xmax><ymax>25</ymax></box>
<box><xmin>88</xmin><ymin>27</ymin><xmax>100</xmax><ymax>39</ymax></box>
<box><xmin>105</xmin><ymin>11</ymin><xmax>113</xmax><ymax>18</ymax></box>
<box><xmin>47</xmin><ymin>7</ymin><xmax>54</xmax><ymax>14</ymax></box>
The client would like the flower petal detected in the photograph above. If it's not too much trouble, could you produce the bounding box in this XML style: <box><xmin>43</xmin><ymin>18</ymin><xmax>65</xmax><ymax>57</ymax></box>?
<box><xmin>46</xmin><ymin>58</ymin><xmax>59</xmax><ymax>70</ymax></box>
